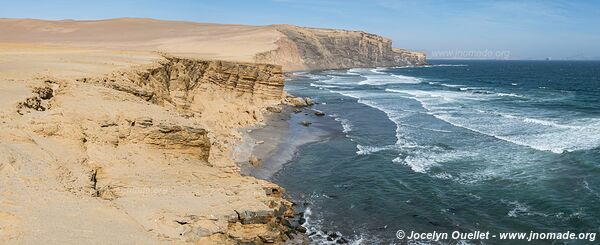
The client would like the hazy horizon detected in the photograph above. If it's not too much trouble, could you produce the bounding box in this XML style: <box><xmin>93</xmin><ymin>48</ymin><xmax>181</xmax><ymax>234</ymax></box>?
<box><xmin>1</xmin><ymin>0</ymin><xmax>599</xmax><ymax>60</ymax></box>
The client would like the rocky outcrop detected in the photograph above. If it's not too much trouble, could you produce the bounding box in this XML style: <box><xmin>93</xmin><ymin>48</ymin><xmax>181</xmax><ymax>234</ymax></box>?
<box><xmin>255</xmin><ymin>25</ymin><xmax>427</xmax><ymax>70</ymax></box>
<box><xmin>1</xmin><ymin>55</ymin><xmax>308</xmax><ymax>244</ymax></box>
<box><xmin>80</xmin><ymin>56</ymin><xmax>285</xmax><ymax>108</ymax></box>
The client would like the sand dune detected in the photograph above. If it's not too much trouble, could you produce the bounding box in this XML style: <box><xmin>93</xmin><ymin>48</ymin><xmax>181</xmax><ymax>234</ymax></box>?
<box><xmin>0</xmin><ymin>18</ymin><xmax>281</xmax><ymax>62</ymax></box>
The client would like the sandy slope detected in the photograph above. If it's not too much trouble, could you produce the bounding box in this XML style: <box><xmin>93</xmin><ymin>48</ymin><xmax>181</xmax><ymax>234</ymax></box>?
<box><xmin>0</xmin><ymin>18</ymin><xmax>284</xmax><ymax>81</ymax></box>
<box><xmin>0</xmin><ymin>18</ymin><xmax>282</xmax><ymax>63</ymax></box>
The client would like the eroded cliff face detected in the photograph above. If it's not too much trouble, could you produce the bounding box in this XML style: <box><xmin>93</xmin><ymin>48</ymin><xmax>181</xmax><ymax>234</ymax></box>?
<box><xmin>255</xmin><ymin>25</ymin><xmax>427</xmax><ymax>71</ymax></box>
<box><xmin>0</xmin><ymin>57</ymin><xmax>307</xmax><ymax>244</ymax></box>
<box><xmin>81</xmin><ymin>57</ymin><xmax>284</xmax><ymax>105</ymax></box>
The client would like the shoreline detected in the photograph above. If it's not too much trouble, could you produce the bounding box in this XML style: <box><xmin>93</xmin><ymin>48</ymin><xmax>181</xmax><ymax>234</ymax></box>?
<box><xmin>235</xmin><ymin>103</ymin><xmax>339</xmax><ymax>180</ymax></box>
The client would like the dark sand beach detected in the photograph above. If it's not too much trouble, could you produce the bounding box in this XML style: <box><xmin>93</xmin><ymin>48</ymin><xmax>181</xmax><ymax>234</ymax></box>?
<box><xmin>237</xmin><ymin>105</ymin><xmax>340</xmax><ymax>180</ymax></box>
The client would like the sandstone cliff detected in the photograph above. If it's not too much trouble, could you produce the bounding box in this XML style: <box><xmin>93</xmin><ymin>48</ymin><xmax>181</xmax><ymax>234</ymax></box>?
<box><xmin>0</xmin><ymin>18</ymin><xmax>426</xmax><ymax>72</ymax></box>
<box><xmin>0</xmin><ymin>56</ymin><xmax>309</xmax><ymax>244</ymax></box>
<box><xmin>255</xmin><ymin>25</ymin><xmax>427</xmax><ymax>70</ymax></box>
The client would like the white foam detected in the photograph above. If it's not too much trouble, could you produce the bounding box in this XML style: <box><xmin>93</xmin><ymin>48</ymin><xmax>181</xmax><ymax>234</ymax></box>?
<box><xmin>330</xmin><ymin>89</ymin><xmax>478</xmax><ymax>174</ymax></box>
<box><xmin>503</xmin><ymin>200</ymin><xmax>583</xmax><ymax>220</ymax></box>
<box><xmin>440</xmin><ymin>83</ymin><xmax>465</xmax><ymax>88</ymax></box>
<box><xmin>294</xmin><ymin>72</ymin><xmax>328</xmax><ymax>80</ymax></box>
<box><xmin>370</xmin><ymin>68</ymin><xmax>387</xmax><ymax>74</ymax></box>
<box><xmin>521</xmin><ymin>117</ymin><xmax>580</xmax><ymax>129</ymax></box>
<box><xmin>318</xmin><ymin>75</ymin><xmax>360</xmax><ymax>86</ymax></box>
<box><xmin>347</xmin><ymin>68</ymin><xmax>372</xmax><ymax>74</ymax></box>
<box><xmin>435</xmin><ymin>64</ymin><xmax>469</xmax><ymax>67</ymax></box>
<box><xmin>385</xmin><ymin>88</ymin><xmax>600</xmax><ymax>153</ymax></box>
<box><xmin>398</xmin><ymin>64</ymin><xmax>468</xmax><ymax>68</ymax></box>
<box><xmin>583</xmin><ymin>180</ymin><xmax>600</xmax><ymax>199</ymax></box>
<box><xmin>301</xmin><ymin>194</ymin><xmax>372</xmax><ymax>245</ymax></box>
<box><xmin>506</xmin><ymin>200</ymin><xmax>530</xmax><ymax>217</ymax></box>
<box><xmin>357</xmin><ymin>74</ymin><xmax>423</xmax><ymax>85</ymax></box>
<box><xmin>398</xmin><ymin>123</ymin><xmax>453</xmax><ymax>133</ymax></box>
<box><xmin>356</xmin><ymin>144</ymin><xmax>394</xmax><ymax>155</ymax></box>
<box><xmin>310</xmin><ymin>83</ymin><xmax>341</xmax><ymax>89</ymax></box>
<box><xmin>496</xmin><ymin>93</ymin><xmax>525</xmax><ymax>98</ymax></box>
<box><xmin>394</xmin><ymin>148</ymin><xmax>474</xmax><ymax>173</ymax></box>
<box><xmin>333</xmin><ymin>117</ymin><xmax>352</xmax><ymax>134</ymax></box>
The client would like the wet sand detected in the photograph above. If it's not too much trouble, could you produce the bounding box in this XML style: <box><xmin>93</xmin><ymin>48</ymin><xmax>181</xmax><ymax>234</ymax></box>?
<box><xmin>236</xmin><ymin>105</ymin><xmax>340</xmax><ymax>180</ymax></box>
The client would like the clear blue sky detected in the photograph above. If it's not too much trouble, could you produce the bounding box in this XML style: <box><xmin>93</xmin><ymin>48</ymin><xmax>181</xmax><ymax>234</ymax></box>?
<box><xmin>1</xmin><ymin>0</ymin><xmax>599</xmax><ymax>60</ymax></box>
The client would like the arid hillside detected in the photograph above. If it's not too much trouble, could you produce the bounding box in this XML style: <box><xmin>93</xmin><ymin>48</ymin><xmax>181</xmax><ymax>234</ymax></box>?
<box><xmin>0</xmin><ymin>18</ymin><xmax>425</xmax><ymax>73</ymax></box>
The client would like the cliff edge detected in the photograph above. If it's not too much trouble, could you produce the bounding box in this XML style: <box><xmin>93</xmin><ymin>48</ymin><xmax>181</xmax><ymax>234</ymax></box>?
<box><xmin>0</xmin><ymin>18</ymin><xmax>426</xmax><ymax>72</ymax></box>
<box><xmin>256</xmin><ymin>25</ymin><xmax>427</xmax><ymax>70</ymax></box>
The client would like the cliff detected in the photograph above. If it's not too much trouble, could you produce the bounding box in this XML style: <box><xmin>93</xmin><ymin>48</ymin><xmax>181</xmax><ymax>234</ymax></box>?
<box><xmin>255</xmin><ymin>25</ymin><xmax>427</xmax><ymax>70</ymax></box>
<box><xmin>0</xmin><ymin>18</ymin><xmax>426</xmax><ymax>72</ymax></box>
<box><xmin>81</xmin><ymin>57</ymin><xmax>285</xmax><ymax>105</ymax></box>
<box><xmin>0</xmin><ymin>55</ymin><xmax>309</xmax><ymax>244</ymax></box>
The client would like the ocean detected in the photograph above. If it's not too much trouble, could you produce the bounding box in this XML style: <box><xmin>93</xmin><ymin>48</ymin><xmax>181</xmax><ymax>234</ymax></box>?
<box><xmin>272</xmin><ymin>60</ymin><xmax>600</xmax><ymax>244</ymax></box>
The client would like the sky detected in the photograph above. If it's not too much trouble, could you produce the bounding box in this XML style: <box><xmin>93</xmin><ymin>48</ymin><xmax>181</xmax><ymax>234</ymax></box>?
<box><xmin>1</xmin><ymin>0</ymin><xmax>599</xmax><ymax>60</ymax></box>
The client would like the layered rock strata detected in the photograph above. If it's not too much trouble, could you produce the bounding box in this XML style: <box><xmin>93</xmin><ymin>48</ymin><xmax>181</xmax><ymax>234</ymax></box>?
<box><xmin>0</xmin><ymin>56</ymin><xmax>305</xmax><ymax>244</ymax></box>
<box><xmin>255</xmin><ymin>25</ymin><xmax>427</xmax><ymax>70</ymax></box>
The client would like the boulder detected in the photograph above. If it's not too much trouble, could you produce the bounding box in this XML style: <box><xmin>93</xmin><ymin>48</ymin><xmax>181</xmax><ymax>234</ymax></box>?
<box><xmin>266</xmin><ymin>106</ymin><xmax>282</xmax><ymax>113</ymax></box>
<box><xmin>32</xmin><ymin>86</ymin><xmax>54</xmax><ymax>100</ymax></box>
<box><xmin>286</xmin><ymin>96</ymin><xmax>314</xmax><ymax>107</ymax></box>
<box><xmin>249</xmin><ymin>155</ymin><xmax>261</xmax><ymax>167</ymax></box>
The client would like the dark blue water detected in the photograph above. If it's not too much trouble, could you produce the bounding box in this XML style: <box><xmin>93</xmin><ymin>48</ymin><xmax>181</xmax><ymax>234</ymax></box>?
<box><xmin>273</xmin><ymin>60</ymin><xmax>600</xmax><ymax>244</ymax></box>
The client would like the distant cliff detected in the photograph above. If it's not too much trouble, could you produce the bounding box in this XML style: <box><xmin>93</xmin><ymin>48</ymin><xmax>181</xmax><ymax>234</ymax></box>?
<box><xmin>255</xmin><ymin>25</ymin><xmax>427</xmax><ymax>71</ymax></box>
<box><xmin>0</xmin><ymin>18</ymin><xmax>426</xmax><ymax>72</ymax></box>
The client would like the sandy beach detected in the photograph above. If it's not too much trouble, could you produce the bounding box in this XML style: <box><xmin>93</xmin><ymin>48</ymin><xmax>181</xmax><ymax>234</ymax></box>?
<box><xmin>236</xmin><ymin>105</ymin><xmax>340</xmax><ymax>180</ymax></box>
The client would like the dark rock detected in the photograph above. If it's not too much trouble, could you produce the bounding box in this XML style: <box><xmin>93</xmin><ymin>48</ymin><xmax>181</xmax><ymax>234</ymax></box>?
<box><xmin>337</xmin><ymin>237</ymin><xmax>350</xmax><ymax>244</ymax></box>
<box><xmin>305</xmin><ymin>98</ymin><xmax>315</xmax><ymax>106</ymax></box>
<box><xmin>236</xmin><ymin>209</ymin><xmax>274</xmax><ymax>224</ymax></box>
<box><xmin>18</xmin><ymin>97</ymin><xmax>44</xmax><ymax>111</ymax></box>
<box><xmin>33</xmin><ymin>86</ymin><xmax>53</xmax><ymax>100</ymax></box>
<box><xmin>314</xmin><ymin>110</ymin><xmax>325</xmax><ymax>116</ymax></box>
<box><xmin>300</xmin><ymin>120</ymin><xmax>312</xmax><ymax>126</ymax></box>
<box><xmin>298</xmin><ymin>217</ymin><xmax>306</xmax><ymax>225</ymax></box>
<box><xmin>286</xmin><ymin>96</ymin><xmax>314</xmax><ymax>107</ymax></box>
<box><xmin>266</xmin><ymin>106</ymin><xmax>282</xmax><ymax>113</ymax></box>
<box><xmin>292</xmin><ymin>108</ymin><xmax>303</xmax><ymax>113</ymax></box>
<box><xmin>327</xmin><ymin>231</ymin><xmax>340</xmax><ymax>239</ymax></box>
<box><xmin>283</xmin><ymin>219</ymin><xmax>295</xmax><ymax>228</ymax></box>
<box><xmin>249</xmin><ymin>155</ymin><xmax>261</xmax><ymax>167</ymax></box>
<box><xmin>295</xmin><ymin>225</ymin><xmax>307</xmax><ymax>233</ymax></box>
<box><xmin>134</xmin><ymin>117</ymin><xmax>153</xmax><ymax>128</ymax></box>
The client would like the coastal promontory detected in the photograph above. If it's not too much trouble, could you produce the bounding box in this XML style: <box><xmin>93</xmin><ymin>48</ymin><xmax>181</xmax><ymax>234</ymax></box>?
<box><xmin>0</xmin><ymin>18</ymin><xmax>425</xmax><ymax>244</ymax></box>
